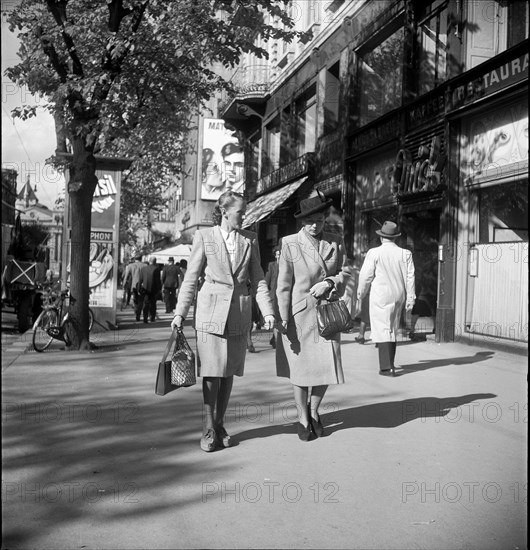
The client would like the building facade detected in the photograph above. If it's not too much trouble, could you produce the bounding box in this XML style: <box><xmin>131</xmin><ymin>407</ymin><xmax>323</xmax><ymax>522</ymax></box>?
<box><xmin>220</xmin><ymin>0</ymin><xmax>528</xmax><ymax>349</ymax></box>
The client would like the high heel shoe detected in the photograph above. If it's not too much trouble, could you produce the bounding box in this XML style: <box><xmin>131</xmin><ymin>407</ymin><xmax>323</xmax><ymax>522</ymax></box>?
<box><xmin>297</xmin><ymin>422</ymin><xmax>312</xmax><ymax>441</ymax></box>
<box><xmin>310</xmin><ymin>415</ymin><xmax>325</xmax><ymax>437</ymax></box>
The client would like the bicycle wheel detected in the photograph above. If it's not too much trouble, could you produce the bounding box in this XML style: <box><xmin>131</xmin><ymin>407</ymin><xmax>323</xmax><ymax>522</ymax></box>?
<box><xmin>88</xmin><ymin>308</ymin><xmax>94</xmax><ymax>331</ymax></box>
<box><xmin>32</xmin><ymin>308</ymin><xmax>59</xmax><ymax>352</ymax></box>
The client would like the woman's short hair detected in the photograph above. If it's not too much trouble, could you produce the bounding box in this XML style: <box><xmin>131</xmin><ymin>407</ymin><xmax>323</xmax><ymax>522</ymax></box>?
<box><xmin>212</xmin><ymin>190</ymin><xmax>245</xmax><ymax>225</ymax></box>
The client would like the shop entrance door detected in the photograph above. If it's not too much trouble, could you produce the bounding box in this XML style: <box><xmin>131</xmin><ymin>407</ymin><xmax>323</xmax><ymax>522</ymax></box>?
<box><xmin>401</xmin><ymin>209</ymin><xmax>441</xmax><ymax>338</ymax></box>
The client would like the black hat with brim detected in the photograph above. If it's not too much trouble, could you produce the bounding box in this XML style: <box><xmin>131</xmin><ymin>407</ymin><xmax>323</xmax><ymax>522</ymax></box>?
<box><xmin>294</xmin><ymin>192</ymin><xmax>333</xmax><ymax>219</ymax></box>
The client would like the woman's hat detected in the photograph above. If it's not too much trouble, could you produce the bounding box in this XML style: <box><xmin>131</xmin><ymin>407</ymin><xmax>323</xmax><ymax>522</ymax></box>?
<box><xmin>376</xmin><ymin>221</ymin><xmax>401</xmax><ymax>238</ymax></box>
<box><xmin>294</xmin><ymin>190</ymin><xmax>333</xmax><ymax>219</ymax></box>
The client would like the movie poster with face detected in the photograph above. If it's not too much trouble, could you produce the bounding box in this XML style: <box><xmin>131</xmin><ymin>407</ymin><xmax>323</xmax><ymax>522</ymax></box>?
<box><xmin>200</xmin><ymin>118</ymin><xmax>245</xmax><ymax>201</ymax></box>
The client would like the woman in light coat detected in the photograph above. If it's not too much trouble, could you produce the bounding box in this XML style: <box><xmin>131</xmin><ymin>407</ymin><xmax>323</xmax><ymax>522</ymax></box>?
<box><xmin>171</xmin><ymin>191</ymin><xmax>275</xmax><ymax>452</ymax></box>
<box><xmin>276</xmin><ymin>191</ymin><xmax>351</xmax><ymax>441</ymax></box>
<box><xmin>356</xmin><ymin>221</ymin><xmax>415</xmax><ymax>376</ymax></box>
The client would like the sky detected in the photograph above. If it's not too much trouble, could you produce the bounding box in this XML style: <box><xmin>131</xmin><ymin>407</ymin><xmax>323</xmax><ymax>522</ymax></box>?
<box><xmin>1</xmin><ymin>3</ymin><xmax>65</xmax><ymax>210</ymax></box>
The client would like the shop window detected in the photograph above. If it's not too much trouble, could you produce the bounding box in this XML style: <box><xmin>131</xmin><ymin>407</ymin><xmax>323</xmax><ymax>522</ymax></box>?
<box><xmin>464</xmin><ymin>0</ymin><xmax>529</xmax><ymax>70</ymax></box>
<box><xmin>280</xmin><ymin>106</ymin><xmax>295</xmax><ymax>165</ymax></box>
<box><xmin>416</xmin><ymin>0</ymin><xmax>449</xmax><ymax>95</ymax></box>
<box><xmin>324</xmin><ymin>62</ymin><xmax>340</xmax><ymax>134</ymax></box>
<box><xmin>358</xmin><ymin>26</ymin><xmax>404</xmax><ymax>126</ymax></box>
<box><xmin>295</xmin><ymin>85</ymin><xmax>317</xmax><ymax>157</ymax></box>
<box><xmin>507</xmin><ymin>1</ymin><xmax>529</xmax><ymax>47</ymax></box>
<box><xmin>478</xmin><ymin>181</ymin><xmax>528</xmax><ymax>243</ymax></box>
<box><xmin>262</xmin><ymin>116</ymin><xmax>281</xmax><ymax>176</ymax></box>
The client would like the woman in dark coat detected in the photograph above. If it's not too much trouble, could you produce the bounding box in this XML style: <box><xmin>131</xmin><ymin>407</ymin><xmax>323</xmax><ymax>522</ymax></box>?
<box><xmin>276</xmin><ymin>191</ymin><xmax>351</xmax><ymax>441</ymax></box>
<box><xmin>171</xmin><ymin>191</ymin><xmax>275</xmax><ymax>452</ymax></box>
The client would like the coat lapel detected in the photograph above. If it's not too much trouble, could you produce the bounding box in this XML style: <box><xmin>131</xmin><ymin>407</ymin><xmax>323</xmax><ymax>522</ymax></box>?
<box><xmin>213</xmin><ymin>226</ymin><xmax>234</xmax><ymax>277</ymax></box>
<box><xmin>298</xmin><ymin>229</ymin><xmax>327</xmax><ymax>274</ymax></box>
<box><xmin>232</xmin><ymin>231</ymin><xmax>250</xmax><ymax>277</ymax></box>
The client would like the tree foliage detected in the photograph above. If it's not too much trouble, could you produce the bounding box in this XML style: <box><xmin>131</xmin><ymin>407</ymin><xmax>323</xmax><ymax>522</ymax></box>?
<box><xmin>6</xmin><ymin>0</ymin><xmax>304</xmax><ymax>349</ymax></box>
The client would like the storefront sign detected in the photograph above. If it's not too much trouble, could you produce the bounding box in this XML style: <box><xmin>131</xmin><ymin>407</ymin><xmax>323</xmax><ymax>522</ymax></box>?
<box><xmin>392</xmin><ymin>136</ymin><xmax>447</xmax><ymax>195</ymax></box>
<box><xmin>256</xmin><ymin>153</ymin><xmax>313</xmax><ymax>195</ymax></box>
<box><xmin>348</xmin><ymin>114</ymin><xmax>400</xmax><ymax>158</ymax></box>
<box><xmin>460</xmin><ymin>102</ymin><xmax>528</xmax><ymax>186</ymax></box>
<box><xmin>447</xmin><ymin>51</ymin><xmax>528</xmax><ymax>112</ymax></box>
<box><xmin>406</xmin><ymin>92</ymin><xmax>445</xmax><ymax>129</ymax></box>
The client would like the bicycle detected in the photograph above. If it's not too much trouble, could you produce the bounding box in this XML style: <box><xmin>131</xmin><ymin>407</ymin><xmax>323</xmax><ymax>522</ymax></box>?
<box><xmin>32</xmin><ymin>288</ymin><xmax>94</xmax><ymax>352</ymax></box>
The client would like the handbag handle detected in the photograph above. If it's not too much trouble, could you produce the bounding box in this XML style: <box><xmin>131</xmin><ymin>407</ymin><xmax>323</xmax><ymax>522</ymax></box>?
<box><xmin>161</xmin><ymin>329</ymin><xmax>178</xmax><ymax>364</ymax></box>
<box><xmin>175</xmin><ymin>327</ymin><xmax>193</xmax><ymax>354</ymax></box>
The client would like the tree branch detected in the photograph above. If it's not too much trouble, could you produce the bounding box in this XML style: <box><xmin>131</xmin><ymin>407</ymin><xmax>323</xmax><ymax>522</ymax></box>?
<box><xmin>36</xmin><ymin>25</ymin><xmax>68</xmax><ymax>83</ymax></box>
<box><xmin>45</xmin><ymin>0</ymin><xmax>84</xmax><ymax>77</ymax></box>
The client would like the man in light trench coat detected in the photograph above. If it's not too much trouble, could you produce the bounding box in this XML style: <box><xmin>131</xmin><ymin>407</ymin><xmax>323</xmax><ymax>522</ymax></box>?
<box><xmin>356</xmin><ymin>221</ymin><xmax>415</xmax><ymax>376</ymax></box>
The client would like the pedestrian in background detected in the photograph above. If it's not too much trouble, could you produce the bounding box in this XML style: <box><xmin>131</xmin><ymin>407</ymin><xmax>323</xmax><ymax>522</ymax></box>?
<box><xmin>139</xmin><ymin>257</ymin><xmax>162</xmax><ymax>323</ymax></box>
<box><xmin>179</xmin><ymin>259</ymin><xmax>187</xmax><ymax>285</ymax></box>
<box><xmin>171</xmin><ymin>190</ymin><xmax>275</xmax><ymax>452</ymax></box>
<box><xmin>161</xmin><ymin>257</ymin><xmax>181</xmax><ymax>314</ymax></box>
<box><xmin>121</xmin><ymin>260</ymin><xmax>133</xmax><ymax>309</ymax></box>
<box><xmin>125</xmin><ymin>255</ymin><xmax>145</xmax><ymax>321</ymax></box>
<box><xmin>265</xmin><ymin>245</ymin><xmax>281</xmax><ymax>349</ymax></box>
<box><xmin>276</xmin><ymin>191</ymin><xmax>351</xmax><ymax>441</ymax></box>
<box><xmin>355</xmin><ymin>291</ymin><xmax>370</xmax><ymax>344</ymax></box>
<box><xmin>356</xmin><ymin>221</ymin><xmax>415</xmax><ymax>376</ymax></box>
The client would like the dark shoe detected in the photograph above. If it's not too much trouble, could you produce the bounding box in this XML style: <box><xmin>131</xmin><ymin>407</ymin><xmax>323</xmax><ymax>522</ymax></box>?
<box><xmin>379</xmin><ymin>368</ymin><xmax>396</xmax><ymax>377</ymax></box>
<box><xmin>297</xmin><ymin>422</ymin><xmax>312</xmax><ymax>441</ymax></box>
<box><xmin>143</xmin><ymin>319</ymin><xmax>148</xmax><ymax>324</ymax></box>
<box><xmin>200</xmin><ymin>429</ymin><xmax>217</xmax><ymax>452</ymax></box>
<box><xmin>310</xmin><ymin>416</ymin><xmax>325</xmax><ymax>438</ymax></box>
<box><xmin>150</xmin><ymin>317</ymin><xmax>156</xmax><ymax>322</ymax></box>
<box><xmin>355</xmin><ymin>336</ymin><xmax>366</xmax><ymax>344</ymax></box>
<box><xmin>269</xmin><ymin>336</ymin><xmax>276</xmax><ymax>349</ymax></box>
<box><xmin>216</xmin><ymin>426</ymin><xmax>232</xmax><ymax>448</ymax></box>
<box><xmin>247</xmin><ymin>345</ymin><xmax>256</xmax><ymax>353</ymax></box>
<box><xmin>136</xmin><ymin>316</ymin><xmax>141</xmax><ymax>322</ymax></box>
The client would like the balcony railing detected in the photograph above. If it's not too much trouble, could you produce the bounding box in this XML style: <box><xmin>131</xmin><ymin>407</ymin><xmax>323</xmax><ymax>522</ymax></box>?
<box><xmin>219</xmin><ymin>63</ymin><xmax>272</xmax><ymax>114</ymax></box>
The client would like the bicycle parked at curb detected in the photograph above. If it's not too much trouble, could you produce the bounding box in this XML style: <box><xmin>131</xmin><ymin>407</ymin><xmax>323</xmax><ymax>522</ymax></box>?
<box><xmin>32</xmin><ymin>287</ymin><xmax>94</xmax><ymax>352</ymax></box>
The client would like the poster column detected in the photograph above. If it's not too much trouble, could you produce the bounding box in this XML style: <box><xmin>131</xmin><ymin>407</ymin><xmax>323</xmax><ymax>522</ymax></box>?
<box><xmin>62</xmin><ymin>156</ymin><xmax>131</xmax><ymax>330</ymax></box>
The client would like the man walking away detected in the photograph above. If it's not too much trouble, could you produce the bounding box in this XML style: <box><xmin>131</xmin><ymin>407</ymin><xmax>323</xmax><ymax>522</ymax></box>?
<box><xmin>139</xmin><ymin>257</ymin><xmax>162</xmax><ymax>323</ymax></box>
<box><xmin>127</xmin><ymin>255</ymin><xmax>145</xmax><ymax>322</ymax></box>
<box><xmin>356</xmin><ymin>221</ymin><xmax>415</xmax><ymax>377</ymax></box>
<box><xmin>161</xmin><ymin>257</ymin><xmax>181</xmax><ymax>314</ymax></box>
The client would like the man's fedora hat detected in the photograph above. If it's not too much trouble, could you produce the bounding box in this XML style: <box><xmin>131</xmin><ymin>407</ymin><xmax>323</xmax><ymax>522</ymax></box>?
<box><xmin>294</xmin><ymin>190</ymin><xmax>333</xmax><ymax>219</ymax></box>
<box><xmin>168</xmin><ymin>257</ymin><xmax>174</xmax><ymax>262</ymax></box>
<box><xmin>376</xmin><ymin>221</ymin><xmax>401</xmax><ymax>238</ymax></box>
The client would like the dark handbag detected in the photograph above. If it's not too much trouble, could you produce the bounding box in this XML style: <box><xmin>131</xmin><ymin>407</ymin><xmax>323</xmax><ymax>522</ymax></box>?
<box><xmin>155</xmin><ymin>329</ymin><xmax>196</xmax><ymax>396</ymax></box>
<box><xmin>316</xmin><ymin>297</ymin><xmax>355</xmax><ymax>340</ymax></box>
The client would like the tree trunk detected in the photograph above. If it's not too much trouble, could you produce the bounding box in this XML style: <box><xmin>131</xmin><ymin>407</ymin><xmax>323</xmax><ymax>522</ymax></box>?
<box><xmin>66</xmin><ymin>137</ymin><xmax>98</xmax><ymax>350</ymax></box>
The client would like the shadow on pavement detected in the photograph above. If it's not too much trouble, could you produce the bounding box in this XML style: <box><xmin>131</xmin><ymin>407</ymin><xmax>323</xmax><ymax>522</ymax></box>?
<box><xmin>234</xmin><ymin>393</ymin><xmax>497</xmax><ymax>442</ymax></box>
<box><xmin>398</xmin><ymin>351</ymin><xmax>495</xmax><ymax>373</ymax></box>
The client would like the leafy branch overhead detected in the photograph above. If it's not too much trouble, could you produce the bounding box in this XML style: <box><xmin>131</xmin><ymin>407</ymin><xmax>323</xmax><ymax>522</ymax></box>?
<box><xmin>6</xmin><ymin>0</ymin><xmax>306</xmax><ymax>188</ymax></box>
<box><xmin>5</xmin><ymin>0</ymin><xmax>305</xmax><ymax>350</ymax></box>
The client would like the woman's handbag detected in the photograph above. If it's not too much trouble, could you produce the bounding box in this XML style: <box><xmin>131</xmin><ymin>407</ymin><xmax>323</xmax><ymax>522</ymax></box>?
<box><xmin>155</xmin><ymin>328</ymin><xmax>196</xmax><ymax>396</ymax></box>
<box><xmin>171</xmin><ymin>329</ymin><xmax>196</xmax><ymax>387</ymax></box>
<box><xmin>316</xmin><ymin>297</ymin><xmax>355</xmax><ymax>340</ymax></box>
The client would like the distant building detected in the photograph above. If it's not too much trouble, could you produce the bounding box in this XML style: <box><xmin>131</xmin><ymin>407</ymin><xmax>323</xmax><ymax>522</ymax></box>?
<box><xmin>1</xmin><ymin>168</ymin><xmax>18</xmax><ymax>273</ymax></box>
<box><xmin>15</xmin><ymin>176</ymin><xmax>64</xmax><ymax>278</ymax></box>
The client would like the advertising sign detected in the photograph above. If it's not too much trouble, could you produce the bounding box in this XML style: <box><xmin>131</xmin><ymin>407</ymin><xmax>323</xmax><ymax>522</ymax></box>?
<box><xmin>88</xmin><ymin>171</ymin><xmax>119</xmax><ymax>308</ymax></box>
<box><xmin>200</xmin><ymin>118</ymin><xmax>244</xmax><ymax>201</ymax></box>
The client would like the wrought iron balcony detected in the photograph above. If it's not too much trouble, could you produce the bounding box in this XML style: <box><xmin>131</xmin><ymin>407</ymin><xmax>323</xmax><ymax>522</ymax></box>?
<box><xmin>219</xmin><ymin>63</ymin><xmax>272</xmax><ymax>116</ymax></box>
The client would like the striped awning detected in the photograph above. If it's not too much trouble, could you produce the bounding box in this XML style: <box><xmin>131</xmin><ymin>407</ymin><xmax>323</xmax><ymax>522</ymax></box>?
<box><xmin>243</xmin><ymin>177</ymin><xmax>307</xmax><ymax>228</ymax></box>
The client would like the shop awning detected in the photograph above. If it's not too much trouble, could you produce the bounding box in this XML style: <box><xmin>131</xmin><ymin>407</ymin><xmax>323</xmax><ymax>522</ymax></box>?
<box><xmin>143</xmin><ymin>243</ymin><xmax>191</xmax><ymax>263</ymax></box>
<box><xmin>243</xmin><ymin>177</ymin><xmax>307</xmax><ymax>228</ymax></box>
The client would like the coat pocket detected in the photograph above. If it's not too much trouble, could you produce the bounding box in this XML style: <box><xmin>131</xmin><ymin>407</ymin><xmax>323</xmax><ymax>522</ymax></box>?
<box><xmin>195</xmin><ymin>292</ymin><xmax>219</xmax><ymax>333</ymax></box>
<box><xmin>291</xmin><ymin>297</ymin><xmax>307</xmax><ymax>317</ymax></box>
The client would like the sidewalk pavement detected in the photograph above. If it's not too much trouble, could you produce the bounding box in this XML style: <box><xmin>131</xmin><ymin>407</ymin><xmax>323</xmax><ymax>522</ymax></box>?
<box><xmin>1</xmin><ymin>302</ymin><xmax>527</xmax><ymax>549</ymax></box>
